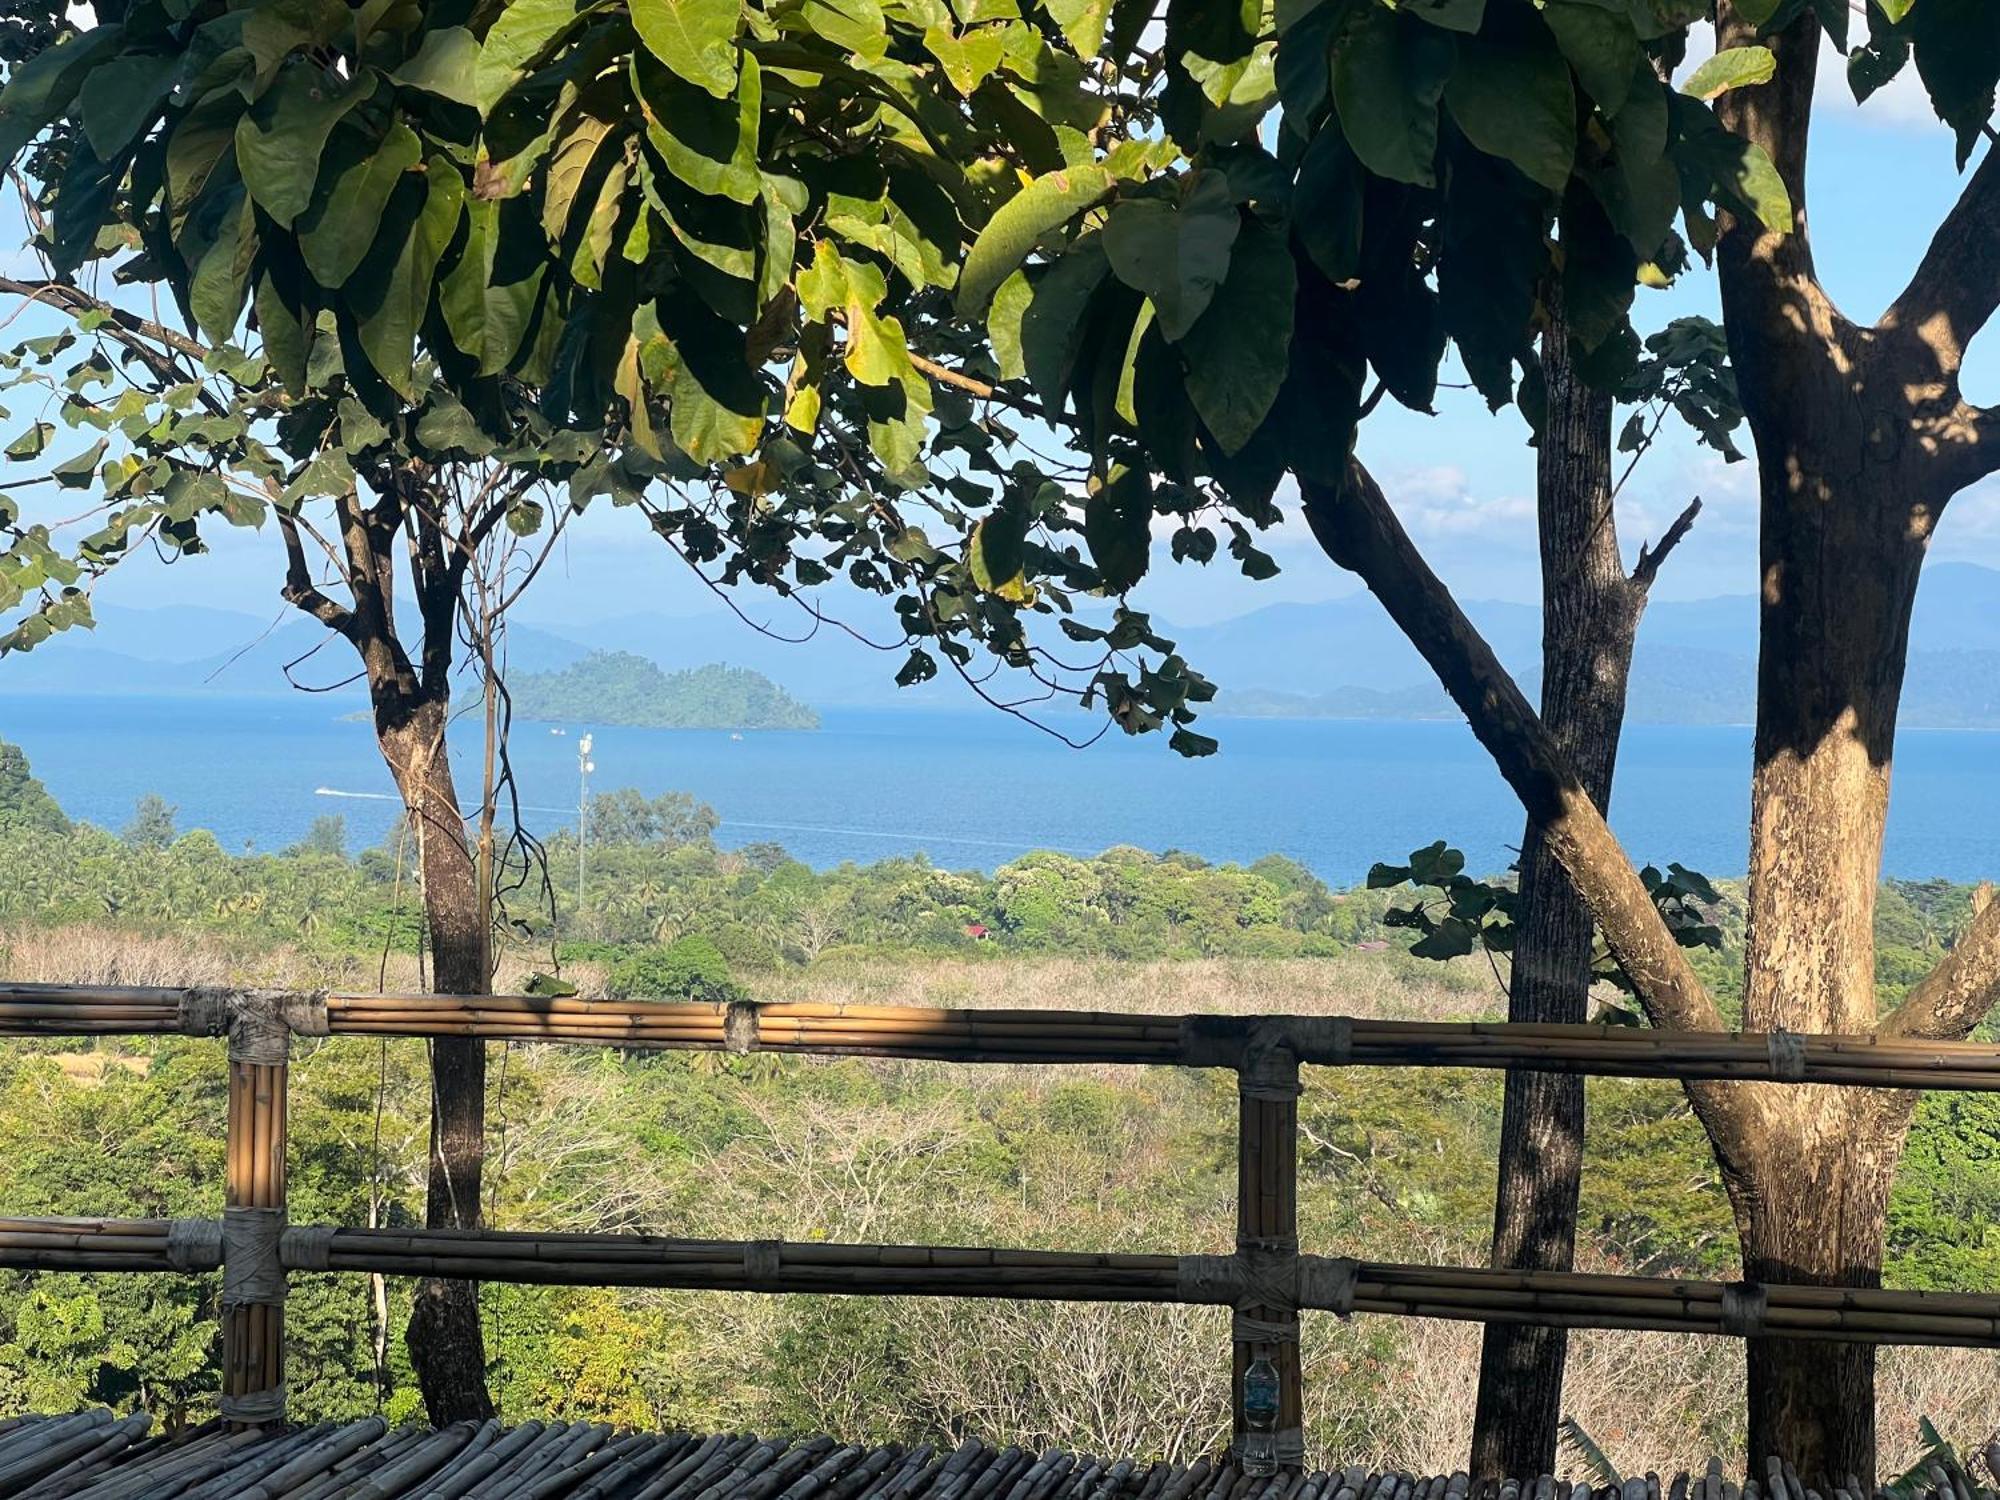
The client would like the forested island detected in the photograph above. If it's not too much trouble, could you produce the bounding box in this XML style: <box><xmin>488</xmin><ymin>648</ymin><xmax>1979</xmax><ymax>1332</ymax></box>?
<box><xmin>508</xmin><ymin>653</ymin><xmax>819</xmax><ymax>731</ymax></box>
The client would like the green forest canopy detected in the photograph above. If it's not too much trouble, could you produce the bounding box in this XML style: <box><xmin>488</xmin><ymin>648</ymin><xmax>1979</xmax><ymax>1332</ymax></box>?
<box><xmin>508</xmin><ymin>654</ymin><xmax>820</xmax><ymax>730</ymax></box>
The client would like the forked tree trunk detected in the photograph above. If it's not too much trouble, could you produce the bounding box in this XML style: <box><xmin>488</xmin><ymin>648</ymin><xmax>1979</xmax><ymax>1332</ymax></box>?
<box><xmin>1471</xmin><ymin>315</ymin><xmax>1645</xmax><ymax>1481</ymax></box>
<box><xmin>378</xmin><ymin>690</ymin><xmax>495</xmax><ymax>1424</ymax></box>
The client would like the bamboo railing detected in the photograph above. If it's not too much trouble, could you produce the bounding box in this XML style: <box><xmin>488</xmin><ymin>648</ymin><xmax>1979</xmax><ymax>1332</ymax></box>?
<box><xmin>7</xmin><ymin>980</ymin><xmax>2000</xmax><ymax>1463</ymax></box>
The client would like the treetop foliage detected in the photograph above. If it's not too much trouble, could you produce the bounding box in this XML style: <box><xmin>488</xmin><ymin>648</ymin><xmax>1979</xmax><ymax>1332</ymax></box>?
<box><xmin>0</xmin><ymin>0</ymin><xmax>1990</xmax><ymax>742</ymax></box>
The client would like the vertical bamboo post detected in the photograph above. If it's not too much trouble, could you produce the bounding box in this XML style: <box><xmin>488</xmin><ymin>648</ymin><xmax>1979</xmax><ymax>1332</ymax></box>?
<box><xmin>1233</xmin><ymin>1034</ymin><xmax>1303</xmax><ymax>1468</ymax></box>
<box><xmin>221</xmin><ymin>995</ymin><xmax>291</xmax><ymax>1428</ymax></box>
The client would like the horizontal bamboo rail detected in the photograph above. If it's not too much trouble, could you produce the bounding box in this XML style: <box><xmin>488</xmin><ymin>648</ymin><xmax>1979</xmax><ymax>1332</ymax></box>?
<box><xmin>10</xmin><ymin>982</ymin><xmax>2000</xmax><ymax>1088</ymax></box>
<box><xmin>9</xmin><ymin>1218</ymin><xmax>2000</xmax><ymax>1351</ymax></box>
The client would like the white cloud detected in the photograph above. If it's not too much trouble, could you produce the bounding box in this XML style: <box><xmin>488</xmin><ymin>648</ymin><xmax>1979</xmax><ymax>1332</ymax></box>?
<box><xmin>1378</xmin><ymin>464</ymin><xmax>1536</xmax><ymax>541</ymax></box>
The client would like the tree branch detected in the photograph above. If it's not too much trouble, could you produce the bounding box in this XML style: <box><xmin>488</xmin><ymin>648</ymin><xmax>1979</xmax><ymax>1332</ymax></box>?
<box><xmin>1882</xmin><ymin>142</ymin><xmax>2000</xmax><ymax>373</ymax></box>
<box><xmin>1301</xmin><ymin>462</ymin><xmax>1726</xmax><ymax>1034</ymax></box>
<box><xmin>1629</xmin><ymin>496</ymin><xmax>1702</xmax><ymax>595</ymax></box>
<box><xmin>1878</xmin><ymin>885</ymin><xmax>2000</xmax><ymax>1041</ymax></box>
<box><xmin>278</xmin><ymin>511</ymin><xmax>354</xmax><ymax>637</ymax></box>
<box><xmin>1925</xmin><ymin>401</ymin><xmax>2000</xmax><ymax>497</ymax></box>
<box><xmin>0</xmin><ymin>275</ymin><xmax>210</xmax><ymax>365</ymax></box>
<box><xmin>1300</xmin><ymin>460</ymin><xmax>1764</xmax><ymax>1164</ymax></box>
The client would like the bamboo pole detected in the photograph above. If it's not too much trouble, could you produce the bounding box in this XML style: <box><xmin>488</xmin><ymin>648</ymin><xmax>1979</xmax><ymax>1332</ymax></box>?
<box><xmin>223</xmin><ymin>1031</ymin><xmax>289</xmax><ymax>1428</ymax></box>
<box><xmin>1231</xmin><ymin>1040</ymin><xmax>1303</xmax><ymax>1469</ymax></box>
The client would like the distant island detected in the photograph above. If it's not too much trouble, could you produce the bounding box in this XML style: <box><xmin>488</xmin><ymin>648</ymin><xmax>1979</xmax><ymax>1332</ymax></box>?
<box><xmin>509</xmin><ymin>654</ymin><xmax>820</xmax><ymax>731</ymax></box>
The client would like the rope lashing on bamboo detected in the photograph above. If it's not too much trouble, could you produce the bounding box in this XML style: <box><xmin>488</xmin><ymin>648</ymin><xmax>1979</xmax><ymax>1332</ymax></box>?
<box><xmin>166</xmin><ymin>1218</ymin><xmax>224</xmax><ymax>1272</ymax></box>
<box><xmin>744</xmin><ymin>1239</ymin><xmax>781</xmax><ymax>1279</ymax></box>
<box><xmin>1177</xmin><ymin>1016</ymin><xmax>1354</xmax><ymax>1074</ymax></box>
<box><xmin>725</xmin><ymin>1000</ymin><xmax>760</xmax><ymax>1054</ymax></box>
<box><xmin>178</xmin><ymin>987</ymin><xmax>327</xmax><ymax>1062</ymax></box>
<box><xmin>222</xmin><ymin>1207</ymin><xmax>288</xmax><ymax>1308</ymax></box>
<box><xmin>281</xmin><ymin>1224</ymin><xmax>336</xmax><ymax>1273</ymax></box>
<box><xmin>218</xmin><ymin>1384</ymin><xmax>287</xmax><ymax>1424</ymax></box>
<box><xmin>1767</xmin><ymin>1029</ymin><xmax>1807</xmax><ymax>1082</ymax></box>
<box><xmin>1721</xmin><ymin>1282</ymin><xmax>1769</xmax><ymax>1338</ymax></box>
<box><xmin>1239</xmin><ymin>1039</ymin><xmax>1303</xmax><ymax>1102</ymax></box>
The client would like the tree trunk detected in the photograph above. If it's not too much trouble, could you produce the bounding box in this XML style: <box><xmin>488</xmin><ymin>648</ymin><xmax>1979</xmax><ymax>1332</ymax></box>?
<box><xmin>1470</xmin><ymin>318</ymin><xmax>1643</xmax><ymax>1481</ymax></box>
<box><xmin>379</xmin><ymin>694</ymin><xmax>496</xmax><ymax>1425</ymax></box>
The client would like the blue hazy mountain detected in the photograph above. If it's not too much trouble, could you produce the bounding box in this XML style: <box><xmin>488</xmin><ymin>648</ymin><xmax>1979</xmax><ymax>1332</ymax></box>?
<box><xmin>10</xmin><ymin>562</ymin><xmax>2000</xmax><ymax>728</ymax></box>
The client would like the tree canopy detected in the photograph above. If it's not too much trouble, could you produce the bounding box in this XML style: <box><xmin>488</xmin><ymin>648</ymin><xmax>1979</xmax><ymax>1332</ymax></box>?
<box><xmin>0</xmin><ymin>0</ymin><xmax>1830</xmax><ymax>747</ymax></box>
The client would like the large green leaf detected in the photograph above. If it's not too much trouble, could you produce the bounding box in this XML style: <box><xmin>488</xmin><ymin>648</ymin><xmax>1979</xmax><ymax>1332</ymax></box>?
<box><xmin>78</xmin><ymin>52</ymin><xmax>180</xmax><ymax>162</ymax></box>
<box><xmin>1542</xmin><ymin>0</ymin><xmax>1642</xmax><ymax>115</ymax></box>
<box><xmin>182</xmin><ymin>183</ymin><xmax>258</xmax><ymax>342</ymax></box>
<box><xmin>955</xmin><ymin>163</ymin><xmax>1115</xmax><ymax>316</ymax></box>
<box><xmin>1083</xmin><ymin>465</ymin><xmax>1152</xmax><ymax>590</ymax></box>
<box><xmin>1021</xmin><ymin>236</ymin><xmax>1109</xmax><ymax>407</ymax></box>
<box><xmin>1100</xmin><ymin>170</ymin><xmax>1240</xmax><ymax>341</ymax></box>
<box><xmin>1671</xmin><ymin>97</ymin><xmax>1792</xmax><ymax>234</ymax></box>
<box><xmin>352</xmin><ymin>158</ymin><xmax>465</xmax><ymax>398</ymax></box>
<box><xmin>923</xmin><ymin>25</ymin><xmax>1008</xmax><ymax>93</ymax></box>
<box><xmin>1292</xmin><ymin>127</ymin><xmax>1364</xmax><ymax>282</ymax></box>
<box><xmin>1402</xmin><ymin>0</ymin><xmax>1484</xmax><ymax>33</ymax></box>
<box><xmin>298</xmin><ymin>120</ymin><xmax>424</xmax><ymax>287</ymax></box>
<box><xmin>1445</xmin><ymin>34</ymin><xmax>1575</xmax><ymax>192</ymax></box>
<box><xmin>0</xmin><ymin>24</ymin><xmax>125</xmax><ymax>170</ymax></box>
<box><xmin>644</xmin><ymin>290</ymin><xmax>768</xmax><ymax>461</ymax></box>
<box><xmin>637</xmin><ymin>50</ymin><xmax>761</xmax><ymax>204</ymax></box>
<box><xmin>1680</xmin><ymin>45</ymin><xmax>1776</xmax><ymax>101</ymax></box>
<box><xmin>386</xmin><ymin>27</ymin><xmax>481</xmax><ymax>107</ymax></box>
<box><xmin>1180</xmin><ymin>216</ymin><xmax>1294</xmax><ymax>454</ymax></box>
<box><xmin>1332</xmin><ymin>7</ymin><xmax>1453</xmax><ymax>187</ymax></box>
<box><xmin>475</xmin><ymin>0</ymin><xmax>594</xmax><ymax>114</ymax></box>
<box><xmin>236</xmin><ymin>65</ymin><xmax>376</xmax><ymax>227</ymax></box>
<box><xmin>632</xmin><ymin>0</ymin><xmax>741</xmax><ymax>98</ymax></box>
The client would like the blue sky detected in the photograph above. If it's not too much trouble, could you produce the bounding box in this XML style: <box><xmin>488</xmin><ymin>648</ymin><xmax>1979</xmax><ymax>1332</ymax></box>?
<box><xmin>15</xmin><ymin>30</ymin><xmax>2000</xmax><ymax>646</ymax></box>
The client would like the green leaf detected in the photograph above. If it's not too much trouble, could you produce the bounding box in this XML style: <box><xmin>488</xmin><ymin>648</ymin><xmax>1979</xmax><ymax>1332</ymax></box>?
<box><xmin>476</xmin><ymin>0</ymin><xmax>593</xmax><ymax>114</ymax></box>
<box><xmin>184</xmin><ymin>185</ymin><xmax>258</xmax><ymax>343</ymax></box>
<box><xmin>969</xmin><ymin>502</ymin><xmax>1032</xmax><ymax>599</ymax></box>
<box><xmin>1018</xmin><ymin>238</ymin><xmax>1110</xmax><ymax>408</ymax></box>
<box><xmin>237</xmin><ymin>66</ymin><xmax>376</xmax><ymax>227</ymax></box>
<box><xmin>298</xmin><ymin>120</ymin><xmax>425</xmax><ymax>287</ymax></box>
<box><xmin>637</xmin><ymin>50</ymin><xmax>761</xmax><ymax>205</ymax></box>
<box><xmin>1084</xmin><ymin>466</ymin><xmax>1152</xmax><ymax>591</ymax></box>
<box><xmin>1542</xmin><ymin>0</ymin><xmax>1642</xmax><ymax>116</ymax></box>
<box><xmin>390</xmin><ymin>27</ymin><xmax>482</xmax><ymax>106</ymax></box>
<box><xmin>645</xmin><ymin>290</ymin><xmax>767</xmax><ymax>462</ymax></box>
<box><xmin>1100</xmin><ymin>171</ymin><xmax>1241</xmax><ymax>341</ymax></box>
<box><xmin>1181</xmin><ymin>217</ymin><xmax>1294</xmax><ymax>454</ymax></box>
<box><xmin>956</xmin><ymin>163</ymin><xmax>1115</xmax><ymax>317</ymax></box>
<box><xmin>1680</xmin><ymin>45</ymin><xmax>1777</xmax><ymax>101</ymax></box>
<box><xmin>1332</xmin><ymin>6</ymin><xmax>1454</xmax><ymax>187</ymax></box>
<box><xmin>255</xmin><ymin>270</ymin><xmax>311</xmax><ymax>393</ymax></box>
<box><xmin>988</xmin><ymin>269</ymin><xmax>1034</xmax><ymax>381</ymax></box>
<box><xmin>1047</xmin><ymin>0</ymin><xmax>1115</xmax><ymax>57</ymax></box>
<box><xmin>1876</xmin><ymin>0</ymin><xmax>1915</xmax><ymax>20</ymax></box>
<box><xmin>1672</xmin><ymin>97</ymin><xmax>1793</xmax><ymax>235</ymax></box>
<box><xmin>632</xmin><ymin>0</ymin><xmax>741</xmax><ymax>97</ymax></box>
<box><xmin>923</xmin><ymin>25</ymin><xmax>1008</xmax><ymax>93</ymax></box>
<box><xmin>1730</xmin><ymin>0</ymin><xmax>1784</xmax><ymax>23</ymax></box>
<box><xmin>352</xmin><ymin>157</ymin><xmax>464</xmax><ymax>398</ymax></box>
<box><xmin>1366</xmin><ymin>861</ymin><xmax>1412</xmax><ymax>889</ymax></box>
<box><xmin>1446</xmin><ymin>34</ymin><xmax>1576</xmax><ymax>193</ymax></box>
<box><xmin>1293</xmin><ymin>128</ymin><xmax>1364</xmax><ymax>282</ymax></box>
<box><xmin>6</xmin><ymin>422</ymin><xmax>53</xmax><ymax>460</ymax></box>
<box><xmin>0</xmin><ymin>24</ymin><xmax>126</xmax><ymax>171</ymax></box>
<box><xmin>79</xmin><ymin>52</ymin><xmax>180</xmax><ymax>162</ymax></box>
<box><xmin>51</xmin><ymin>439</ymin><xmax>108</xmax><ymax>488</ymax></box>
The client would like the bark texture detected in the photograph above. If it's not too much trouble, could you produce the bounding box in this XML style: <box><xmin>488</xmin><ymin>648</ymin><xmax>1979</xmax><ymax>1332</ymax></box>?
<box><xmin>1470</xmin><ymin>319</ymin><xmax>1644</xmax><ymax>1482</ymax></box>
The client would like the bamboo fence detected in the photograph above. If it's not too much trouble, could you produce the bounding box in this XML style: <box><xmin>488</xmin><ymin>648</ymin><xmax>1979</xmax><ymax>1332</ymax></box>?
<box><xmin>13</xmin><ymin>983</ymin><xmax>2000</xmax><ymax>1086</ymax></box>
<box><xmin>11</xmin><ymin>979</ymin><xmax>2000</xmax><ymax>1459</ymax></box>
<box><xmin>0</xmin><ymin>1411</ymin><xmax>1996</xmax><ymax>1500</ymax></box>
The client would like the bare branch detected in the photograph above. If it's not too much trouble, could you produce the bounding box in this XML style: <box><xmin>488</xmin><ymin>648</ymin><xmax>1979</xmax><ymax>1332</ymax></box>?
<box><xmin>0</xmin><ymin>275</ymin><xmax>209</xmax><ymax>365</ymax></box>
<box><xmin>1925</xmin><ymin>401</ymin><xmax>2000</xmax><ymax>497</ymax></box>
<box><xmin>1629</xmin><ymin>496</ymin><xmax>1703</xmax><ymax>594</ymax></box>
<box><xmin>1882</xmin><ymin>142</ymin><xmax>2000</xmax><ymax>373</ymax></box>
<box><xmin>1878</xmin><ymin>884</ymin><xmax>2000</xmax><ymax>1041</ymax></box>
<box><xmin>1299</xmin><ymin>460</ymin><xmax>1762</xmax><ymax>1164</ymax></box>
<box><xmin>278</xmin><ymin>511</ymin><xmax>354</xmax><ymax>637</ymax></box>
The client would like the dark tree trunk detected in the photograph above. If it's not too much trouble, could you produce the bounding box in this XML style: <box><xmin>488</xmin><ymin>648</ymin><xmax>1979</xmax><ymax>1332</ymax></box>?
<box><xmin>1470</xmin><ymin>315</ymin><xmax>1645</xmax><ymax>1481</ymax></box>
<box><xmin>379</xmin><ymin>694</ymin><xmax>497</xmax><ymax>1425</ymax></box>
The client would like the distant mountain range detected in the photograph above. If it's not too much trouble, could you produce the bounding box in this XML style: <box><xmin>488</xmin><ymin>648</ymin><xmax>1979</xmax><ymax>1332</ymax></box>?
<box><xmin>10</xmin><ymin>561</ymin><xmax>2000</xmax><ymax>730</ymax></box>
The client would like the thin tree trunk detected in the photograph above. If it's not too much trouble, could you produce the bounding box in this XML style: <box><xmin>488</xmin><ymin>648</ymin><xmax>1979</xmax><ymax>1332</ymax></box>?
<box><xmin>1470</xmin><ymin>316</ymin><xmax>1644</xmax><ymax>1481</ymax></box>
<box><xmin>380</xmin><ymin>695</ymin><xmax>496</xmax><ymax>1424</ymax></box>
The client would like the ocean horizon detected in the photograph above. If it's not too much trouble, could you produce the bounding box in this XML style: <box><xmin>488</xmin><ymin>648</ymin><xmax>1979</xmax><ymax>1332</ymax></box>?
<box><xmin>6</xmin><ymin>689</ymin><xmax>1997</xmax><ymax>885</ymax></box>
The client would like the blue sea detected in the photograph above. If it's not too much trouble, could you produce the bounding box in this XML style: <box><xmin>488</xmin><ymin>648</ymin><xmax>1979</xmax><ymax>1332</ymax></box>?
<box><xmin>4</xmin><ymin>691</ymin><xmax>1998</xmax><ymax>884</ymax></box>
